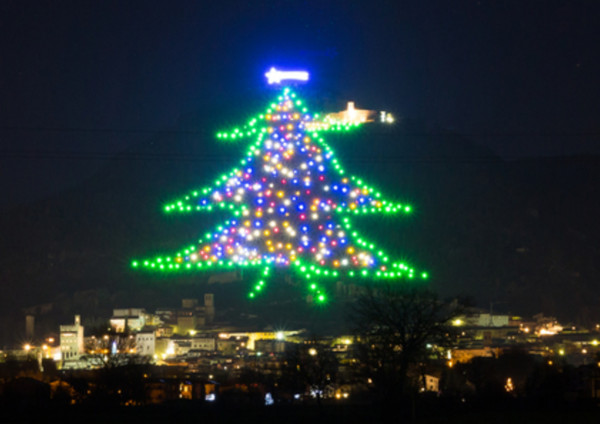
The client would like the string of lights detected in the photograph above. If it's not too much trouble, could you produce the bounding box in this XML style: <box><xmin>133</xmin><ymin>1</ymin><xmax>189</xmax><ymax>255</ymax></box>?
<box><xmin>132</xmin><ymin>84</ymin><xmax>428</xmax><ymax>303</ymax></box>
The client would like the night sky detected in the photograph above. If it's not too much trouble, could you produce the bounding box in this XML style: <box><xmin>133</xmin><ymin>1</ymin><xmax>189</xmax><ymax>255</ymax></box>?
<box><xmin>1</xmin><ymin>1</ymin><xmax>599</xmax><ymax>205</ymax></box>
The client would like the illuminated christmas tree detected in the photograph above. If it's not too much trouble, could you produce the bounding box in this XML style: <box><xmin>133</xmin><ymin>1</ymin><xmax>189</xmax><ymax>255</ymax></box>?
<box><xmin>132</xmin><ymin>68</ymin><xmax>427</xmax><ymax>303</ymax></box>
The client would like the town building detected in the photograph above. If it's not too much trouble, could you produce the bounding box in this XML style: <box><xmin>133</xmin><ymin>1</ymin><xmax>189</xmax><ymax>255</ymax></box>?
<box><xmin>60</xmin><ymin>315</ymin><xmax>84</xmax><ymax>362</ymax></box>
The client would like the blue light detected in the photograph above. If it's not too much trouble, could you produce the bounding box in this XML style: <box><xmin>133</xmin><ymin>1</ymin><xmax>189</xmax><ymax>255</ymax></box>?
<box><xmin>265</xmin><ymin>67</ymin><xmax>309</xmax><ymax>85</ymax></box>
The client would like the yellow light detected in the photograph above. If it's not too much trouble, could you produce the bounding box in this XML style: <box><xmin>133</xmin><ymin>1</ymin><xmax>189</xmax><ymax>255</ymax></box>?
<box><xmin>308</xmin><ymin>348</ymin><xmax>317</xmax><ymax>356</ymax></box>
<box><xmin>505</xmin><ymin>377</ymin><xmax>514</xmax><ymax>393</ymax></box>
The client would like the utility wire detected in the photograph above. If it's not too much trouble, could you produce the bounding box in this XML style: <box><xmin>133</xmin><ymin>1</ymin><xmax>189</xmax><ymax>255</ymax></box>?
<box><xmin>1</xmin><ymin>150</ymin><xmax>598</xmax><ymax>164</ymax></box>
<box><xmin>0</xmin><ymin>125</ymin><xmax>599</xmax><ymax>137</ymax></box>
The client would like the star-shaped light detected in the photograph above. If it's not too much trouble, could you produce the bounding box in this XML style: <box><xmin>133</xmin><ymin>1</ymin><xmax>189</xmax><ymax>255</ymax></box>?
<box><xmin>265</xmin><ymin>67</ymin><xmax>309</xmax><ymax>85</ymax></box>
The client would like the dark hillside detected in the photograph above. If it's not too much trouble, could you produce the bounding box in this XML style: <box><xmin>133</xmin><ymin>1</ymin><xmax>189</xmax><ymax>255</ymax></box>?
<box><xmin>1</xmin><ymin>116</ymin><xmax>599</xmax><ymax>344</ymax></box>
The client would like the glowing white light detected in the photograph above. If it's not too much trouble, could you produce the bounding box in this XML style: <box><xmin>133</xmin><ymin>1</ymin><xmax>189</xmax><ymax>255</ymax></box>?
<box><xmin>265</xmin><ymin>67</ymin><xmax>309</xmax><ymax>85</ymax></box>
<box><xmin>380</xmin><ymin>111</ymin><xmax>395</xmax><ymax>124</ymax></box>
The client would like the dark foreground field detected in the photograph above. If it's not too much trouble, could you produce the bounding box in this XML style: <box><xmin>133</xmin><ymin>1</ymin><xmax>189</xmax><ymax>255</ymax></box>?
<box><xmin>2</xmin><ymin>402</ymin><xmax>600</xmax><ymax>424</ymax></box>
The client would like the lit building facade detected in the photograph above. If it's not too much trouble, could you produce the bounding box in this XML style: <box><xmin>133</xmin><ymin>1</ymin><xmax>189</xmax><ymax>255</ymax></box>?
<box><xmin>60</xmin><ymin>315</ymin><xmax>84</xmax><ymax>361</ymax></box>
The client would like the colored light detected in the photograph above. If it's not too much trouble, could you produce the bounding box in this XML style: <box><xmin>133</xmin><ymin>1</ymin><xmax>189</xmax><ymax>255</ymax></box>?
<box><xmin>265</xmin><ymin>67</ymin><xmax>309</xmax><ymax>85</ymax></box>
<box><xmin>133</xmin><ymin>81</ymin><xmax>426</xmax><ymax>303</ymax></box>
